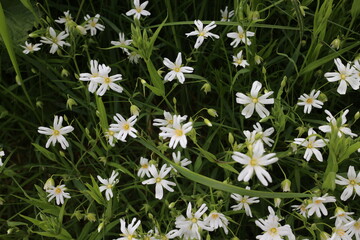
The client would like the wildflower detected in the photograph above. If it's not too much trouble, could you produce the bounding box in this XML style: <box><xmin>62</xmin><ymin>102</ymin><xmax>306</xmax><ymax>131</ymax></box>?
<box><xmin>353</xmin><ymin>59</ymin><xmax>360</xmax><ymax>81</ymax></box>
<box><xmin>220</xmin><ymin>6</ymin><xmax>234</xmax><ymax>21</ymax></box>
<box><xmin>109</xmin><ymin>114</ymin><xmax>137</xmax><ymax>142</ymax></box>
<box><xmin>319</xmin><ymin>109</ymin><xmax>358</xmax><ymax>138</ymax></box>
<box><xmin>255</xmin><ymin>206</ymin><xmax>295</xmax><ymax>240</ymax></box>
<box><xmin>253</xmin><ymin>122</ymin><xmax>275</xmax><ymax>147</ymax></box>
<box><xmin>293</xmin><ymin>128</ymin><xmax>327</xmax><ymax>162</ymax></box>
<box><xmin>130</xmin><ymin>105</ymin><xmax>140</xmax><ymax>116</ymax></box>
<box><xmin>330</xmin><ymin>38</ymin><xmax>341</xmax><ymax>50</ymax></box>
<box><xmin>291</xmin><ymin>202</ymin><xmax>308</xmax><ymax>217</ymax></box>
<box><xmin>306</xmin><ymin>193</ymin><xmax>336</xmax><ymax>217</ymax></box>
<box><xmin>227</xmin><ymin>25</ymin><xmax>255</xmax><ymax>47</ymax></box>
<box><xmin>324</xmin><ymin>58</ymin><xmax>359</xmax><ymax>95</ymax></box>
<box><xmin>38</xmin><ymin>115</ymin><xmax>74</xmax><ymax>150</ymax></box>
<box><xmin>21</xmin><ymin>41</ymin><xmax>42</xmax><ymax>54</ymax></box>
<box><xmin>345</xmin><ymin>218</ymin><xmax>360</xmax><ymax>239</ymax></box>
<box><xmin>92</xmin><ymin>64</ymin><xmax>123</xmax><ymax>96</ymax></box>
<box><xmin>40</xmin><ymin>27</ymin><xmax>70</xmax><ymax>54</ymax></box>
<box><xmin>159</xmin><ymin>115</ymin><xmax>193</xmax><ymax>149</ymax></box>
<box><xmin>329</xmin><ymin>224</ymin><xmax>352</xmax><ymax>240</ymax></box>
<box><xmin>137</xmin><ymin>157</ymin><xmax>152</xmax><ymax>178</ymax></box>
<box><xmin>105</xmin><ymin>129</ymin><xmax>116</xmax><ymax>147</ymax></box>
<box><xmin>43</xmin><ymin>177</ymin><xmax>55</xmax><ymax>190</ymax></box>
<box><xmin>281</xmin><ymin>179</ymin><xmax>291</xmax><ymax>192</ymax></box>
<box><xmin>230</xmin><ymin>186</ymin><xmax>260</xmax><ymax>217</ymax></box>
<box><xmin>236</xmin><ymin>80</ymin><xmax>274</xmax><ymax>119</ymax></box>
<box><xmin>174</xmin><ymin>203</ymin><xmax>213</xmax><ymax>239</ymax></box>
<box><xmin>297</xmin><ymin>90</ymin><xmax>324</xmax><ymax>114</ymax></box>
<box><xmin>127</xmin><ymin>51</ymin><xmax>142</xmax><ymax>64</ymax></box>
<box><xmin>232</xmin><ymin>50</ymin><xmax>249</xmax><ymax>68</ymax></box>
<box><xmin>46</xmin><ymin>184</ymin><xmax>71</xmax><ymax>205</ymax></box>
<box><xmin>126</xmin><ymin>0</ymin><xmax>151</xmax><ymax>19</ymax></box>
<box><xmin>163</xmin><ymin>52</ymin><xmax>194</xmax><ymax>84</ymax></box>
<box><xmin>141</xmin><ymin>164</ymin><xmax>176</xmax><ymax>200</ymax></box>
<box><xmin>330</xmin><ymin>207</ymin><xmax>354</xmax><ymax>226</ymax></box>
<box><xmin>79</xmin><ymin>60</ymin><xmax>101</xmax><ymax>93</ymax></box>
<box><xmin>55</xmin><ymin>10</ymin><xmax>72</xmax><ymax>25</ymax></box>
<box><xmin>115</xmin><ymin>218</ymin><xmax>141</xmax><ymax>240</ymax></box>
<box><xmin>84</xmin><ymin>14</ymin><xmax>105</xmax><ymax>36</ymax></box>
<box><xmin>0</xmin><ymin>151</ymin><xmax>4</xmax><ymax>166</ymax></box>
<box><xmin>185</xmin><ymin>20</ymin><xmax>219</xmax><ymax>49</ymax></box>
<box><xmin>153</xmin><ymin>111</ymin><xmax>187</xmax><ymax>128</ymax></box>
<box><xmin>171</xmin><ymin>151</ymin><xmax>192</xmax><ymax>171</ymax></box>
<box><xmin>335</xmin><ymin>165</ymin><xmax>360</xmax><ymax>201</ymax></box>
<box><xmin>111</xmin><ymin>32</ymin><xmax>132</xmax><ymax>54</ymax></box>
<box><xmin>203</xmin><ymin>211</ymin><xmax>229</xmax><ymax>234</ymax></box>
<box><xmin>232</xmin><ymin>141</ymin><xmax>278</xmax><ymax>186</ymax></box>
<box><xmin>97</xmin><ymin>170</ymin><xmax>119</xmax><ymax>201</ymax></box>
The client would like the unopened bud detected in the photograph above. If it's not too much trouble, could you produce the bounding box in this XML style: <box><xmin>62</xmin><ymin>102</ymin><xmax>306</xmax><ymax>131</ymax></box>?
<box><xmin>59</xmin><ymin>151</ymin><xmax>66</xmax><ymax>157</ymax></box>
<box><xmin>140</xmin><ymin>79</ymin><xmax>147</xmax><ymax>85</ymax></box>
<box><xmin>148</xmin><ymin>213</ymin><xmax>154</xmax><ymax>219</ymax></box>
<box><xmin>274</xmin><ymin>198</ymin><xmax>281</xmax><ymax>207</ymax></box>
<box><xmin>61</xmin><ymin>69</ymin><xmax>69</xmax><ymax>77</ymax></box>
<box><xmin>318</xmin><ymin>92</ymin><xmax>328</xmax><ymax>102</ymax></box>
<box><xmin>207</xmin><ymin>108</ymin><xmax>218</xmax><ymax>117</ymax></box>
<box><xmin>43</xmin><ymin>177</ymin><xmax>55</xmax><ymax>190</ymax></box>
<box><xmin>354</xmin><ymin>111</ymin><xmax>360</xmax><ymax>121</ymax></box>
<box><xmin>85</xmin><ymin>213</ymin><xmax>96</xmax><ymax>222</ymax></box>
<box><xmin>66</xmin><ymin>98</ymin><xmax>78</xmax><ymax>110</ymax></box>
<box><xmin>72</xmin><ymin>210</ymin><xmax>83</xmax><ymax>221</ymax></box>
<box><xmin>29</xmin><ymin>32</ymin><xmax>39</xmax><ymax>38</ymax></box>
<box><xmin>31</xmin><ymin>68</ymin><xmax>37</xmax><ymax>74</ymax></box>
<box><xmin>251</xmin><ymin>10</ymin><xmax>260</xmax><ymax>20</ymax></box>
<box><xmin>36</xmin><ymin>101</ymin><xmax>43</xmax><ymax>109</ymax></box>
<box><xmin>0</xmin><ymin>197</ymin><xmax>4</xmax><ymax>205</ymax></box>
<box><xmin>168</xmin><ymin>202</ymin><xmax>176</xmax><ymax>209</ymax></box>
<box><xmin>203</xmin><ymin>118</ymin><xmax>212</xmax><ymax>127</ymax></box>
<box><xmin>97</xmin><ymin>222</ymin><xmax>105</xmax><ymax>232</ymax></box>
<box><xmin>130</xmin><ymin>105</ymin><xmax>140</xmax><ymax>116</ymax></box>
<box><xmin>15</xmin><ymin>75</ymin><xmax>22</xmax><ymax>85</ymax></box>
<box><xmin>281</xmin><ymin>77</ymin><xmax>287</xmax><ymax>88</ymax></box>
<box><xmin>76</xmin><ymin>25</ymin><xmax>87</xmax><ymax>35</ymax></box>
<box><xmin>228</xmin><ymin>133</ymin><xmax>234</xmax><ymax>145</ymax></box>
<box><xmin>99</xmin><ymin>156</ymin><xmax>107</xmax><ymax>164</ymax></box>
<box><xmin>201</xmin><ymin>82</ymin><xmax>211</xmax><ymax>94</ymax></box>
<box><xmin>320</xmin><ymin>231</ymin><xmax>330</xmax><ymax>240</ymax></box>
<box><xmin>330</xmin><ymin>38</ymin><xmax>341</xmax><ymax>50</ymax></box>
<box><xmin>254</xmin><ymin>54</ymin><xmax>263</xmax><ymax>65</ymax></box>
<box><xmin>173</xmin><ymin>97</ymin><xmax>177</xmax><ymax>105</ymax></box>
<box><xmin>262</xmin><ymin>66</ymin><xmax>267</xmax><ymax>75</ymax></box>
<box><xmin>301</xmin><ymin>40</ymin><xmax>306</xmax><ymax>47</ymax></box>
<box><xmin>281</xmin><ymin>179</ymin><xmax>291</xmax><ymax>192</ymax></box>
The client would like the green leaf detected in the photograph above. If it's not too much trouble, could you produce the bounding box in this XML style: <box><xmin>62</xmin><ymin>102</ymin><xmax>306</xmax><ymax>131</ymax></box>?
<box><xmin>339</xmin><ymin>142</ymin><xmax>360</xmax><ymax>164</ymax></box>
<box><xmin>32</xmin><ymin>143</ymin><xmax>57</xmax><ymax>162</ymax></box>
<box><xmin>107</xmin><ymin>162</ymin><xmax>135</xmax><ymax>178</ymax></box>
<box><xmin>351</xmin><ymin>0</ymin><xmax>360</xmax><ymax>19</ymax></box>
<box><xmin>95</xmin><ymin>96</ymin><xmax>109</xmax><ymax>131</ymax></box>
<box><xmin>144</xmin><ymin>60</ymin><xmax>165</xmax><ymax>96</ymax></box>
<box><xmin>84</xmin><ymin>175</ymin><xmax>106</xmax><ymax>206</ymax></box>
<box><xmin>195</xmin><ymin>147</ymin><xmax>239</xmax><ymax>174</ymax></box>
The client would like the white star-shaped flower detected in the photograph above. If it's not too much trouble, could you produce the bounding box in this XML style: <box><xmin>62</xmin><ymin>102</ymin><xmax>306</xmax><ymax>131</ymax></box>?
<box><xmin>319</xmin><ymin>109</ymin><xmax>357</xmax><ymax>138</ymax></box>
<box><xmin>79</xmin><ymin>59</ymin><xmax>102</xmax><ymax>93</ymax></box>
<box><xmin>163</xmin><ymin>52</ymin><xmax>194</xmax><ymax>84</ymax></box>
<box><xmin>185</xmin><ymin>20</ymin><xmax>219</xmax><ymax>49</ymax></box>
<box><xmin>21</xmin><ymin>41</ymin><xmax>42</xmax><ymax>54</ymax></box>
<box><xmin>137</xmin><ymin>157</ymin><xmax>152</xmax><ymax>178</ymax></box>
<box><xmin>111</xmin><ymin>32</ymin><xmax>132</xmax><ymax>54</ymax></box>
<box><xmin>159</xmin><ymin>115</ymin><xmax>193</xmax><ymax>149</ymax></box>
<box><xmin>324</xmin><ymin>58</ymin><xmax>359</xmax><ymax>95</ymax></box>
<box><xmin>236</xmin><ymin>80</ymin><xmax>274</xmax><ymax>119</ymax></box>
<box><xmin>252</xmin><ymin>122</ymin><xmax>275</xmax><ymax>147</ymax></box>
<box><xmin>126</xmin><ymin>0</ymin><xmax>151</xmax><ymax>19</ymax></box>
<box><xmin>335</xmin><ymin>165</ymin><xmax>360</xmax><ymax>201</ymax></box>
<box><xmin>84</xmin><ymin>14</ymin><xmax>105</xmax><ymax>36</ymax></box>
<box><xmin>38</xmin><ymin>115</ymin><xmax>74</xmax><ymax>149</ymax></box>
<box><xmin>203</xmin><ymin>211</ymin><xmax>229</xmax><ymax>234</ymax></box>
<box><xmin>220</xmin><ymin>6</ymin><xmax>234</xmax><ymax>21</ymax></box>
<box><xmin>297</xmin><ymin>89</ymin><xmax>324</xmax><ymax>114</ymax></box>
<box><xmin>293</xmin><ymin>128</ymin><xmax>327</xmax><ymax>162</ymax></box>
<box><xmin>46</xmin><ymin>184</ymin><xmax>71</xmax><ymax>205</ymax></box>
<box><xmin>114</xmin><ymin>218</ymin><xmax>141</xmax><ymax>240</ymax></box>
<box><xmin>232</xmin><ymin>50</ymin><xmax>249</xmax><ymax>68</ymax></box>
<box><xmin>153</xmin><ymin>111</ymin><xmax>187</xmax><ymax>128</ymax></box>
<box><xmin>227</xmin><ymin>25</ymin><xmax>255</xmax><ymax>47</ymax></box>
<box><xmin>306</xmin><ymin>193</ymin><xmax>336</xmax><ymax>218</ymax></box>
<box><xmin>230</xmin><ymin>186</ymin><xmax>260</xmax><ymax>217</ymax></box>
<box><xmin>97</xmin><ymin>170</ymin><xmax>119</xmax><ymax>201</ymax></box>
<box><xmin>40</xmin><ymin>27</ymin><xmax>70</xmax><ymax>54</ymax></box>
<box><xmin>92</xmin><ymin>64</ymin><xmax>123</xmax><ymax>96</ymax></box>
<box><xmin>109</xmin><ymin>114</ymin><xmax>137</xmax><ymax>142</ymax></box>
<box><xmin>171</xmin><ymin>151</ymin><xmax>192</xmax><ymax>172</ymax></box>
<box><xmin>0</xmin><ymin>151</ymin><xmax>5</xmax><ymax>167</ymax></box>
<box><xmin>142</xmin><ymin>164</ymin><xmax>176</xmax><ymax>200</ymax></box>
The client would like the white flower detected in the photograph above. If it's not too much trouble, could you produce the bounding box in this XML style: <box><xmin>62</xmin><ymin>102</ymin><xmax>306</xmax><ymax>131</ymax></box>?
<box><xmin>203</xmin><ymin>211</ymin><xmax>229</xmax><ymax>234</ymax></box>
<box><xmin>171</xmin><ymin>151</ymin><xmax>192</xmax><ymax>171</ymax></box>
<box><xmin>293</xmin><ymin>128</ymin><xmax>327</xmax><ymax>162</ymax></box>
<box><xmin>220</xmin><ymin>6</ymin><xmax>234</xmax><ymax>21</ymax></box>
<box><xmin>353</xmin><ymin>59</ymin><xmax>360</xmax><ymax>81</ymax></box>
<box><xmin>21</xmin><ymin>41</ymin><xmax>42</xmax><ymax>54</ymax></box>
<box><xmin>111</xmin><ymin>32</ymin><xmax>132</xmax><ymax>54</ymax></box>
<box><xmin>345</xmin><ymin>218</ymin><xmax>360</xmax><ymax>239</ymax></box>
<box><xmin>79</xmin><ymin>60</ymin><xmax>101</xmax><ymax>93</ymax></box>
<box><xmin>227</xmin><ymin>25</ymin><xmax>255</xmax><ymax>47</ymax></box>
<box><xmin>330</xmin><ymin>224</ymin><xmax>352</xmax><ymax>240</ymax></box>
<box><xmin>230</xmin><ymin>186</ymin><xmax>260</xmax><ymax>217</ymax></box>
<box><xmin>297</xmin><ymin>89</ymin><xmax>324</xmax><ymax>114</ymax></box>
<box><xmin>38</xmin><ymin>115</ymin><xmax>74</xmax><ymax>150</ymax></box>
<box><xmin>335</xmin><ymin>165</ymin><xmax>360</xmax><ymax>201</ymax></box>
<box><xmin>185</xmin><ymin>20</ymin><xmax>219</xmax><ymax>49</ymax></box>
<box><xmin>55</xmin><ymin>10</ymin><xmax>72</xmax><ymax>24</ymax></box>
<box><xmin>236</xmin><ymin>80</ymin><xmax>274</xmax><ymax>119</ymax></box>
<box><xmin>324</xmin><ymin>58</ymin><xmax>359</xmax><ymax>95</ymax></box>
<box><xmin>232</xmin><ymin>50</ymin><xmax>249</xmax><ymax>68</ymax></box>
<box><xmin>46</xmin><ymin>184</ymin><xmax>71</xmax><ymax>205</ymax></box>
<box><xmin>232</xmin><ymin>141</ymin><xmax>278</xmax><ymax>186</ymax></box>
<box><xmin>92</xmin><ymin>64</ymin><xmax>123</xmax><ymax>96</ymax></box>
<box><xmin>306</xmin><ymin>193</ymin><xmax>336</xmax><ymax>218</ymax></box>
<box><xmin>137</xmin><ymin>157</ymin><xmax>152</xmax><ymax>178</ymax></box>
<box><xmin>105</xmin><ymin>129</ymin><xmax>116</xmax><ymax>147</ymax></box>
<box><xmin>163</xmin><ymin>52</ymin><xmax>194</xmax><ymax>84</ymax></box>
<box><xmin>109</xmin><ymin>114</ymin><xmax>137</xmax><ymax>142</ymax></box>
<box><xmin>319</xmin><ymin>109</ymin><xmax>358</xmax><ymax>138</ymax></box>
<box><xmin>153</xmin><ymin>111</ymin><xmax>187</xmax><ymax>128</ymax></box>
<box><xmin>84</xmin><ymin>14</ymin><xmax>105</xmax><ymax>36</ymax></box>
<box><xmin>291</xmin><ymin>202</ymin><xmax>308</xmax><ymax>217</ymax></box>
<box><xmin>159</xmin><ymin>115</ymin><xmax>193</xmax><ymax>149</ymax></box>
<box><xmin>126</xmin><ymin>0</ymin><xmax>151</xmax><ymax>19</ymax></box>
<box><xmin>97</xmin><ymin>170</ymin><xmax>119</xmax><ymax>201</ymax></box>
<box><xmin>255</xmin><ymin>206</ymin><xmax>295</xmax><ymax>240</ymax></box>
<box><xmin>174</xmin><ymin>203</ymin><xmax>213</xmax><ymax>240</ymax></box>
<box><xmin>141</xmin><ymin>164</ymin><xmax>176</xmax><ymax>200</ymax></box>
<box><xmin>253</xmin><ymin>122</ymin><xmax>275</xmax><ymax>147</ymax></box>
<box><xmin>330</xmin><ymin>208</ymin><xmax>354</xmax><ymax>226</ymax></box>
<box><xmin>0</xmin><ymin>151</ymin><xmax>5</xmax><ymax>167</ymax></box>
<box><xmin>115</xmin><ymin>218</ymin><xmax>141</xmax><ymax>240</ymax></box>
<box><xmin>40</xmin><ymin>27</ymin><xmax>70</xmax><ymax>54</ymax></box>
<box><xmin>127</xmin><ymin>51</ymin><xmax>142</xmax><ymax>64</ymax></box>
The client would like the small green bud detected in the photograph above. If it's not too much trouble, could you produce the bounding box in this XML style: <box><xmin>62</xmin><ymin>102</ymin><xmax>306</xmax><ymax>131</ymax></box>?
<box><xmin>43</xmin><ymin>177</ymin><xmax>55</xmax><ymax>190</ymax></box>
<box><xmin>314</xmin><ymin>69</ymin><xmax>323</xmax><ymax>78</ymax></box>
<box><xmin>31</xmin><ymin>68</ymin><xmax>37</xmax><ymax>74</ymax></box>
<box><xmin>301</xmin><ymin>40</ymin><xmax>306</xmax><ymax>47</ymax></box>
<box><xmin>61</xmin><ymin>68</ymin><xmax>70</xmax><ymax>77</ymax></box>
<box><xmin>98</xmin><ymin>157</ymin><xmax>107</xmax><ymax>164</ymax></box>
<box><xmin>36</xmin><ymin>101</ymin><xmax>43</xmax><ymax>109</ymax></box>
<box><xmin>354</xmin><ymin>111</ymin><xmax>360</xmax><ymax>121</ymax></box>
<box><xmin>130</xmin><ymin>105</ymin><xmax>140</xmax><ymax>116</ymax></box>
<box><xmin>85</xmin><ymin>213</ymin><xmax>96</xmax><ymax>222</ymax></box>
<box><xmin>207</xmin><ymin>108</ymin><xmax>218</xmax><ymax>117</ymax></box>
<box><xmin>201</xmin><ymin>82</ymin><xmax>211</xmax><ymax>94</ymax></box>
<box><xmin>228</xmin><ymin>133</ymin><xmax>234</xmax><ymax>145</ymax></box>
<box><xmin>59</xmin><ymin>151</ymin><xmax>66</xmax><ymax>157</ymax></box>
<box><xmin>320</xmin><ymin>231</ymin><xmax>330</xmax><ymax>240</ymax></box>
<box><xmin>173</xmin><ymin>97</ymin><xmax>177</xmax><ymax>105</ymax></box>
<box><xmin>97</xmin><ymin>222</ymin><xmax>105</xmax><ymax>232</ymax></box>
<box><xmin>140</xmin><ymin>79</ymin><xmax>147</xmax><ymax>85</ymax></box>
<box><xmin>0</xmin><ymin>197</ymin><xmax>4</xmax><ymax>205</ymax></box>
<box><xmin>280</xmin><ymin>77</ymin><xmax>287</xmax><ymax>88</ymax></box>
<box><xmin>76</xmin><ymin>25</ymin><xmax>87</xmax><ymax>35</ymax></box>
<box><xmin>168</xmin><ymin>202</ymin><xmax>176</xmax><ymax>209</ymax></box>
<box><xmin>318</xmin><ymin>92</ymin><xmax>328</xmax><ymax>102</ymax></box>
<box><xmin>251</xmin><ymin>10</ymin><xmax>260</xmax><ymax>20</ymax></box>
<box><xmin>15</xmin><ymin>75</ymin><xmax>22</xmax><ymax>85</ymax></box>
<box><xmin>330</xmin><ymin>38</ymin><xmax>341</xmax><ymax>50</ymax></box>
<box><xmin>254</xmin><ymin>54</ymin><xmax>263</xmax><ymax>65</ymax></box>
<box><xmin>74</xmin><ymin>73</ymin><xmax>79</xmax><ymax>79</ymax></box>
<box><xmin>274</xmin><ymin>198</ymin><xmax>281</xmax><ymax>207</ymax></box>
<box><xmin>66</xmin><ymin>98</ymin><xmax>78</xmax><ymax>110</ymax></box>
<box><xmin>262</xmin><ymin>66</ymin><xmax>267</xmax><ymax>75</ymax></box>
<box><xmin>281</xmin><ymin>179</ymin><xmax>291</xmax><ymax>192</ymax></box>
<box><xmin>72</xmin><ymin>210</ymin><xmax>84</xmax><ymax>221</ymax></box>
<box><xmin>28</xmin><ymin>32</ymin><xmax>39</xmax><ymax>38</ymax></box>
<box><xmin>296</xmin><ymin>126</ymin><xmax>307</xmax><ymax>136</ymax></box>
<box><xmin>148</xmin><ymin>213</ymin><xmax>154</xmax><ymax>219</ymax></box>
<box><xmin>203</xmin><ymin>118</ymin><xmax>212</xmax><ymax>127</ymax></box>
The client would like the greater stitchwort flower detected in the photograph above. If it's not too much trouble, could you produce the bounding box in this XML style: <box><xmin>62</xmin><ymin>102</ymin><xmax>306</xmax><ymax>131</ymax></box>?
<box><xmin>335</xmin><ymin>165</ymin><xmax>360</xmax><ymax>201</ymax></box>
<box><xmin>38</xmin><ymin>115</ymin><xmax>74</xmax><ymax>150</ymax></box>
<box><xmin>306</xmin><ymin>193</ymin><xmax>336</xmax><ymax>217</ymax></box>
<box><xmin>319</xmin><ymin>109</ymin><xmax>358</xmax><ymax>138</ymax></box>
<box><xmin>297</xmin><ymin>89</ymin><xmax>324</xmax><ymax>114</ymax></box>
<box><xmin>159</xmin><ymin>115</ymin><xmax>193</xmax><ymax>149</ymax></box>
<box><xmin>186</xmin><ymin>20</ymin><xmax>219</xmax><ymax>49</ymax></box>
<box><xmin>92</xmin><ymin>64</ymin><xmax>123</xmax><ymax>96</ymax></box>
<box><xmin>0</xmin><ymin>151</ymin><xmax>4</xmax><ymax>167</ymax></box>
<box><xmin>227</xmin><ymin>25</ymin><xmax>255</xmax><ymax>47</ymax></box>
<box><xmin>21</xmin><ymin>41</ymin><xmax>42</xmax><ymax>54</ymax></box>
<box><xmin>232</xmin><ymin>50</ymin><xmax>249</xmax><ymax>68</ymax></box>
<box><xmin>153</xmin><ymin>111</ymin><xmax>187</xmax><ymax>128</ymax></box>
<box><xmin>109</xmin><ymin>114</ymin><xmax>137</xmax><ymax>142</ymax></box>
<box><xmin>126</xmin><ymin>0</ymin><xmax>151</xmax><ymax>19</ymax></box>
<box><xmin>84</xmin><ymin>14</ymin><xmax>105</xmax><ymax>36</ymax></box>
<box><xmin>46</xmin><ymin>184</ymin><xmax>71</xmax><ymax>205</ymax></box>
<box><xmin>97</xmin><ymin>170</ymin><xmax>119</xmax><ymax>201</ymax></box>
<box><xmin>231</xmin><ymin>186</ymin><xmax>260</xmax><ymax>217</ymax></box>
<box><xmin>220</xmin><ymin>6</ymin><xmax>234</xmax><ymax>21</ymax></box>
<box><xmin>171</xmin><ymin>151</ymin><xmax>192</xmax><ymax>171</ymax></box>
<box><xmin>163</xmin><ymin>52</ymin><xmax>194</xmax><ymax>84</ymax></box>
<box><xmin>293</xmin><ymin>128</ymin><xmax>327</xmax><ymax>162</ymax></box>
<box><xmin>115</xmin><ymin>218</ymin><xmax>141</xmax><ymax>240</ymax></box>
<box><xmin>204</xmin><ymin>211</ymin><xmax>229</xmax><ymax>234</ymax></box>
<box><xmin>40</xmin><ymin>27</ymin><xmax>70</xmax><ymax>54</ymax></box>
<box><xmin>137</xmin><ymin>157</ymin><xmax>152</xmax><ymax>178</ymax></box>
<box><xmin>79</xmin><ymin>59</ymin><xmax>101</xmax><ymax>93</ymax></box>
<box><xmin>111</xmin><ymin>32</ymin><xmax>132</xmax><ymax>54</ymax></box>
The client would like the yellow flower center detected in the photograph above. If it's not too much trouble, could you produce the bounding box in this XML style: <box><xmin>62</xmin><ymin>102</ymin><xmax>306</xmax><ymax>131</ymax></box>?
<box><xmin>52</xmin><ymin>37</ymin><xmax>58</xmax><ymax>44</ymax></box>
<box><xmin>238</xmin><ymin>33</ymin><xmax>244</xmax><ymax>39</ymax></box>
<box><xmin>249</xmin><ymin>158</ymin><xmax>257</xmax><ymax>166</ymax></box>
<box><xmin>191</xmin><ymin>217</ymin><xmax>197</xmax><ymax>223</ymax></box>
<box><xmin>142</xmin><ymin>164</ymin><xmax>148</xmax><ymax>169</ymax></box>
<box><xmin>306</xmin><ymin>98</ymin><xmax>314</xmax><ymax>104</ymax></box>
<box><xmin>350</xmin><ymin>180</ymin><xmax>356</xmax><ymax>185</ymax></box>
<box><xmin>123</xmin><ymin>124</ymin><xmax>130</xmax><ymax>130</ymax></box>
<box><xmin>136</xmin><ymin>8</ymin><xmax>142</xmax><ymax>13</ymax></box>
<box><xmin>175</xmin><ymin>129</ymin><xmax>183</xmax><ymax>136</ymax></box>
<box><xmin>108</xmin><ymin>130</ymin><xmax>114</xmax><ymax>136</ymax></box>
<box><xmin>174</xmin><ymin>67</ymin><xmax>181</xmax><ymax>72</ymax></box>
<box><xmin>156</xmin><ymin>177</ymin><xmax>162</xmax><ymax>183</ymax></box>
<box><xmin>104</xmin><ymin>77</ymin><xmax>111</xmax><ymax>84</ymax></box>
<box><xmin>270</xmin><ymin>228</ymin><xmax>277</xmax><ymax>234</ymax></box>
<box><xmin>168</xmin><ymin>119</ymin><xmax>174</xmax><ymax>125</ymax></box>
<box><xmin>307</xmin><ymin>142</ymin><xmax>313</xmax><ymax>148</ymax></box>
<box><xmin>106</xmin><ymin>184</ymin><xmax>113</xmax><ymax>189</ymax></box>
<box><xmin>90</xmin><ymin>21</ymin><xmax>97</xmax><ymax>27</ymax></box>
<box><xmin>198</xmin><ymin>31</ymin><xmax>205</xmax><ymax>36</ymax></box>
<box><xmin>241</xmin><ymin>198</ymin><xmax>248</xmax><ymax>203</ymax></box>
<box><xmin>211</xmin><ymin>213</ymin><xmax>219</xmax><ymax>219</ymax></box>
<box><xmin>336</xmin><ymin>229</ymin><xmax>345</xmax><ymax>236</ymax></box>
<box><xmin>252</xmin><ymin>98</ymin><xmax>259</xmax><ymax>103</ymax></box>
<box><xmin>315</xmin><ymin>199</ymin><xmax>322</xmax><ymax>204</ymax></box>
<box><xmin>53</xmin><ymin>130</ymin><xmax>60</xmax><ymax>136</ymax></box>
<box><xmin>55</xmin><ymin>187</ymin><xmax>62</xmax><ymax>194</ymax></box>
<box><xmin>354</xmin><ymin>222</ymin><xmax>360</xmax><ymax>229</ymax></box>
<box><xmin>340</xmin><ymin>74</ymin><xmax>346</xmax><ymax>80</ymax></box>
<box><xmin>236</xmin><ymin>59</ymin><xmax>243</xmax><ymax>64</ymax></box>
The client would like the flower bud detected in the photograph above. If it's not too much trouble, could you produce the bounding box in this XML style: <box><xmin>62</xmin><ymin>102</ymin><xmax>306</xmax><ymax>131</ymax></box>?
<box><xmin>72</xmin><ymin>210</ymin><xmax>84</xmax><ymax>221</ymax></box>
<box><xmin>274</xmin><ymin>198</ymin><xmax>281</xmax><ymax>207</ymax></box>
<box><xmin>31</xmin><ymin>68</ymin><xmax>37</xmax><ymax>74</ymax></box>
<box><xmin>201</xmin><ymin>82</ymin><xmax>211</xmax><ymax>94</ymax></box>
<box><xmin>130</xmin><ymin>104</ymin><xmax>140</xmax><ymax>116</ymax></box>
<box><xmin>15</xmin><ymin>75</ymin><xmax>22</xmax><ymax>85</ymax></box>
<box><xmin>61</xmin><ymin>68</ymin><xmax>69</xmax><ymax>77</ymax></box>
<box><xmin>280</xmin><ymin>77</ymin><xmax>287</xmax><ymax>88</ymax></box>
<box><xmin>320</xmin><ymin>231</ymin><xmax>330</xmax><ymax>240</ymax></box>
<box><xmin>0</xmin><ymin>197</ymin><xmax>4</xmax><ymax>205</ymax></box>
<box><xmin>99</xmin><ymin>156</ymin><xmax>107</xmax><ymax>164</ymax></box>
<box><xmin>140</xmin><ymin>79</ymin><xmax>147</xmax><ymax>85</ymax></box>
<box><xmin>281</xmin><ymin>179</ymin><xmax>291</xmax><ymax>192</ymax></box>
<box><xmin>207</xmin><ymin>108</ymin><xmax>218</xmax><ymax>117</ymax></box>
<box><xmin>203</xmin><ymin>118</ymin><xmax>212</xmax><ymax>127</ymax></box>
<box><xmin>315</xmin><ymin>69</ymin><xmax>323</xmax><ymax>78</ymax></box>
<box><xmin>59</xmin><ymin>151</ymin><xmax>66</xmax><ymax>157</ymax></box>
<box><xmin>251</xmin><ymin>10</ymin><xmax>260</xmax><ymax>20</ymax></box>
<box><xmin>173</xmin><ymin>97</ymin><xmax>177</xmax><ymax>105</ymax></box>
<box><xmin>254</xmin><ymin>54</ymin><xmax>263</xmax><ymax>65</ymax></box>
<box><xmin>85</xmin><ymin>213</ymin><xmax>96</xmax><ymax>222</ymax></box>
<box><xmin>262</xmin><ymin>66</ymin><xmax>267</xmax><ymax>75</ymax></box>
<box><xmin>97</xmin><ymin>222</ymin><xmax>105</xmax><ymax>232</ymax></box>
<box><xmin>168</xmin><ymin>202</ymin><xmax>176</xmax><ymax>209</ymax></box>
<box><xmin>66</xmin><ymin>98</ymin><xmax>78</xmax><ymax>110</ymax></box>
<box><xmin>43</xmin><ymin>177</ymin><xmax>55</xmax><ymax>190</ymax></box>
<box><xmin>330</xmin><ymin>38</ymin><xmax>341</xmax><ymax>50</ymax></box>
<box><xmin>228</xmin><ymin>133</ymin><xmax>234</xmax><ymax>145</ymax></box>
<box><xmin>36</xmin><ymin>101</ymin><xmax>43</xmax><ymax>109</ymax></box>
<box><xmin>354</xmin><ymin>111</ymin><xmax>360</xmax><ymax>121</ymax></box>
<box><xmin>76</xmin><ymin>25</ymin><xmax>87</xmax><ymax>35</ymax></box>
<box><xmin>301</xmin><ymin>40</ymin><xmax>307</xmax><ymax>47</ymax></box>
<box><xmin>318</xmin><ymin>92</ymin><xmax>328</xmax><ymax>102</ymax></box>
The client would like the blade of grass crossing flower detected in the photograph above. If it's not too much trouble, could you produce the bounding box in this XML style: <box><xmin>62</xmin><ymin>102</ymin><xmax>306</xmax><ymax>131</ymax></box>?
<box><xmin>95</xmin><ymin>96</ymin><xmax>109</xmax><ymax>132</ymax></box>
